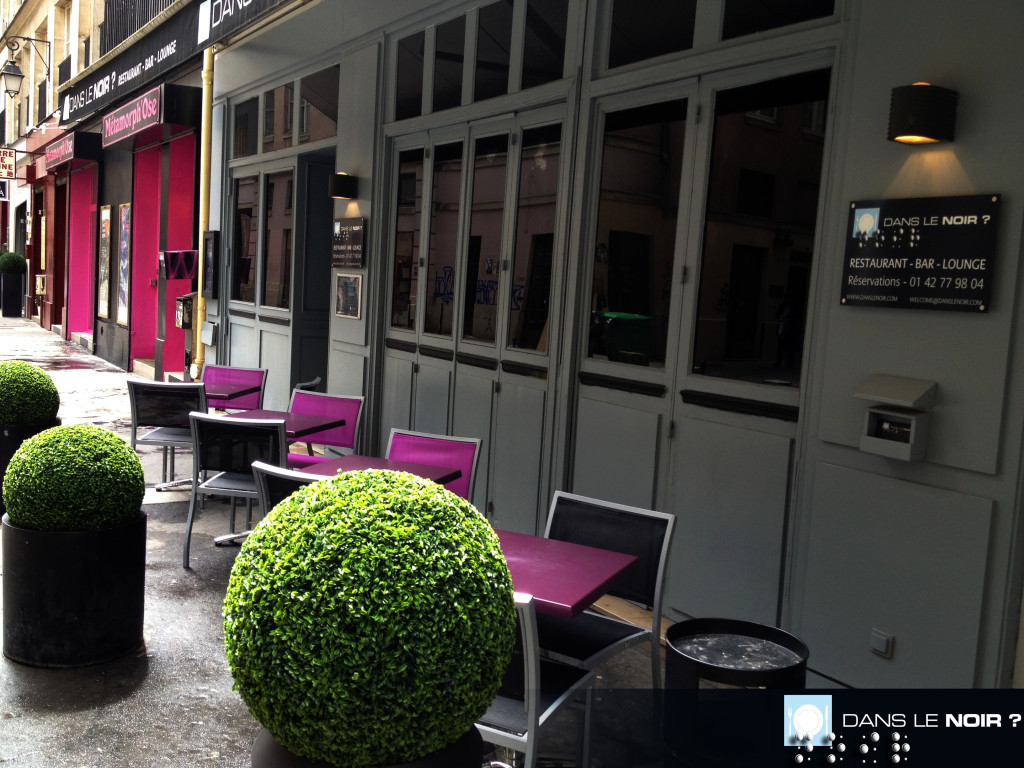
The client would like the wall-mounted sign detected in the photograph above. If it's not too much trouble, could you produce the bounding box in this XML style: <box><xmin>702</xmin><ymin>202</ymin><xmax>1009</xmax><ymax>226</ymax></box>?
<box><xmin>336</xmin><ymin>273</ymin><xmax>361</xmax><ymax>319</ymax></box>
<box><xmin>103</xmin><ymin>86</ymin><xmax>162</xmax><ymax>147</ymax></box>
<box><xmin>44</xmin><ymin>132</ymin><xmax>102</xmax><ymax>171</ymax></box>
<box><xmin>332</xmin><ymin>217</ymin><xmax>365</xmax><ymax>267</ymax></box>
<box><xmin>0</xmin><ymin>179</ymin><xmax>8</xmax><ymax>202</ymax></box>
<box><xmin>841</xmin><ymin>194</ymin><xmax>1000</xmax><ymax>312</ymax></box>
<box><xmin>0</xmin><ymin>148</ymin><xmax>15</xmax><ymax>179</ymax></box>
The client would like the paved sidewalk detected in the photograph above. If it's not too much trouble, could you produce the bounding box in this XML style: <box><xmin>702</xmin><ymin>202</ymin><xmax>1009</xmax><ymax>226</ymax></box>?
<box><xmin>0</xmin><ymin>318</ymin><xmax>659</xmax><ymax>768</ymax></box>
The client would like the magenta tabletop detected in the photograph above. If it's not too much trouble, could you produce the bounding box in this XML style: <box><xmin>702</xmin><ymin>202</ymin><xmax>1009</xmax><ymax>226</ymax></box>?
<box><xmin>204</xmin><ymin>382</ymin><xmax>262</xmax><ymax>401</ymax></box>
<box><xmin>494</xmin><ymin>528</ymin><xmax>639</xmax><ymax>618</ymax></box>
<box><xmin>227</xmin><ymin>409</ymin><xmax>345</xmax><ymax>439</ymax></box>
<box><xmin>303</xmin><ymin>454</ymin><xmax>462</xmax><ymax>485</ymax></box>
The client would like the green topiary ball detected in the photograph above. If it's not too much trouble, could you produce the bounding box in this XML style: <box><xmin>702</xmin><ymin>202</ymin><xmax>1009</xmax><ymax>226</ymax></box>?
<box><xmin>2</xmin><ymin>424</ymin><xmax>145</xmax><ymax>531</ymax></box>
<box><xmin>0</xmin><ymin>251</ymin><xmax>27</xmax><ymax>274</ymax></box>
<box><xmin>223</xmin><ymin>469</ymin><xmax>516</xmax><ymax>768</ymax></box>
<box><xmin>0</xmin><ymin>360</ymin><xmax>60</xmax><ymax>425</ymax></box>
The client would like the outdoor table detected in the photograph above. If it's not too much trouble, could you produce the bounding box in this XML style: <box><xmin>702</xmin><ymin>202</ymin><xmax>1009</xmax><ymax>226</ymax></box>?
<box><xmin>204</xmin><ymin>381</ymin><xmax>262</xmax><ymax>402</ymax></box>
<box><xmin>303</xmin><ymin>454</ymin><xmax>462</xmax><ymax>485</ymax></box>
<box><xmin>226</xmin><ymin>409</ymin><xmax>346</xmax><ymax>439</ymax></box>
<box><xmin>494</xmin><ymin>528</ymin><xmax>638</xmax><ymax>618</ymax></box>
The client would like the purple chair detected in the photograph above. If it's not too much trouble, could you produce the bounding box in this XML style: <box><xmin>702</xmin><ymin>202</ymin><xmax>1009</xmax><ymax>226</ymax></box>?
<box><xmin>285</xmin><ymin>391</ymin><xmax>364</xmax><ymax>469</ymax></box>
<box><xmin>201</xmin><ymin>364</ymin><xmax>267</xmax><ymax>411</ymax></box>
<box><xmin>385</xmin><ymin>429</ymin><xmax>481</xmax><ymax>500</ymax></box>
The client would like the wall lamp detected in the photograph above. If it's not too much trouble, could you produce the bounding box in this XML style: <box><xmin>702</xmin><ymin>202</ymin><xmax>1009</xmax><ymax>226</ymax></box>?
<box><xmin>888</xmin><ymin>82</ymin><xmax>958</xmax><ymax>144</ymax></box>
<box><xmin>330</xmin><ymin>172</ymin><xmax>359</xmax><ymax>199</ymax></box>
<box><xmin>0</xmin><ymin>35</ymin><xmax>51</xmax><ymax>98</ymax></box>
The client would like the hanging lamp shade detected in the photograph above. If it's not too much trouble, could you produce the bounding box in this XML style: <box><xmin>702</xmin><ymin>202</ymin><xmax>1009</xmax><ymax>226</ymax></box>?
<box><xmin>0</xmin><ymin>59</ymin><xmax>24</xmax><ymax>98</ymax></box>
<box><xmin>887</xmin><ymin>83</ymin><xmax>958</xmax><ymax>144</ymax></box>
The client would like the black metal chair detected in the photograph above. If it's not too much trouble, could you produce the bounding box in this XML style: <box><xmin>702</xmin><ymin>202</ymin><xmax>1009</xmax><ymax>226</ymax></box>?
<box><xmin>251</xmin><ymin>460</ymin><xmax>323</xmax><ymax>513</ymax></box>
<box><xmin>477</xmin><ymin>593</ymin><xmax>597</xmax><ymax>768</ymax></box>
<box><xmin>127</xmin><ymin>380</ymin><xmax>208</xmax><ymax>489</ymax></box>
<box><xmin>294</xmin><ymin>376</ymin><xmax>323</xmax><ymax>392</ymax></box>
<box><xmin>182</xmin><ymin>412</ymin><xmax>287</xmax><ymax>568</ymax></box>
<box><xmin>534</xmin><ymin>491</ymin><xmax>676</xmax><ymax>689</ymax></box>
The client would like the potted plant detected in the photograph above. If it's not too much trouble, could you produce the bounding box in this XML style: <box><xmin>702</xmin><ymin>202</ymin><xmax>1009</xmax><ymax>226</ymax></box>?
<box><xmin>223</xmin><ymin>469</ymin><xmax>516</xmax><ymax>768</ymax></box>
<box><xmin>1</xmin><ymin>424</ymin><xmax>147</xmax><ymax>667</ymax></box>
<box><xmin>0</xmin><ymin>359</ymin><xmax>61</xmax><ymax>516</ymax></box>
<box><xmin>0</xmin><ymin>251</ymin><xmax>27</xmax><ymax>317</ymax></box>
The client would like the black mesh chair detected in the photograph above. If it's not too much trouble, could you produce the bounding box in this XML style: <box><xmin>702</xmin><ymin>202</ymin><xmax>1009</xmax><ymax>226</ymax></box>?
<box><xmin>127</xmin><ymin>380</ymin><xmax>208</xmax><ymax>489</ymax></box>
<box><xmin>535</xmin><ymin>491</ymin><xmax>676</xmax><ymax>689</ymax></box>
<box><xmin>182</xmin><ymin>412</ymin><xmax>287</xmax><ymax>568</ymax></box>
<box><xmin>477</xmin><ymin>593</ymin><xmax>597</xmax><ymax>768</ymax></box>
<box><xmin>251</xmin><ymin>460</ymin><xmax>323</xmax><ymax>513</ymax></box>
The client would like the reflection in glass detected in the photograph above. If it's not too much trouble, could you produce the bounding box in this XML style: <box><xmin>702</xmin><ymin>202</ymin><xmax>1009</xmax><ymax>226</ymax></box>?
<box><xmin>475</xmin><ymin>0</ymin><xmax>513</xmax><ymax>102</ymax></box>
<box><xmin>396</xmin><ymin>32</ymin><xmax>425</xmax><ymax>120</ymax></box>
<box><xmin>722</xmin><ymin>0</ymin><xmax>835</xmax><ymax>40</ymax></box>
<box><xmin>233</xmin><ymin>97</ymin><xmax>258</xmax><ymax>158</ymax></box>
<box><xmin>522</xmin><ymin>0</ymin><xmax>568</xmax><ymax>89</ymax></box>
<box><xmin>692</xmin><ymin>69</ymin><xmax>830</xmax><ymax>385</ymax></box>
<box><xmin>261</xmin><ymin>170</ymin><xmax>294</xmax><ymax>309</ymax></box>
<box><xmin>433</xmin><ymin>17</ymin><xmax>465</xmax><ymax>112</ymax></box>
<box><xmin>588</xmin><ymin>101</ymin><xmax>686</xmax><ymax>367</ymax></box>
<box><xmin>299</xmin><ymin>66</ymin><xmax>339</xmax><ymax>144</ymax></box>
<box><xmin>231</xmin><ymin>176</ymin><xmax>258</xmax><ymax>302</ymax></box>
<box><xmin>462</xmin><ymin>134</ymin><xmax>509</xmax><ymax>344</ymax></box>
<box><xmin>390</xmin><ymin>148</ymin><xmax>425</xmax><ymax>330</ymax></box>
<box><xmin>608</xmin><ymin>0</ymin><xmax>696</xmax><ymax>69</ymax></box>
<box><xmin>508</xmin><ymin>124</ymin><xmax>560</xmax><ymax>352</ymax></box>
<box><xmin>262</xmin><ymin>85</ymin><xmax>292</xmax><ymax>152</ymax></box>
<box><xmin>424</xmin><ymin>142</ymin><xmax>463</xmax><ymax>337</ymax></box>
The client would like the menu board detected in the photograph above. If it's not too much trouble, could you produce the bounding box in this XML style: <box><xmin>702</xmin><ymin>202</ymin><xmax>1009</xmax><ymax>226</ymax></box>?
<box><xmin>332</xmin><ymin>217</ymin><xmax>365</xmax><ymax>267</ymax></box>
<box><xmin>841</xmin><ymin>194</ymin><xmax>1000</xmax><ymax>312</ymax></box>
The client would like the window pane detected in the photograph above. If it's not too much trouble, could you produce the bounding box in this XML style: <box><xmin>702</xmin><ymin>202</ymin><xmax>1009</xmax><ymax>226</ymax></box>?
<box><xmin>231</xmin><ymin>175</ymin><xmax>258</xmax><ymax>302</ymax></box>
<box><xmin>475</xmin><ymin>0</ymin><xmax>513</xmax><ymax>102</ymax></box>
<box><xmin>608</xmin><ymin>0</ymin><xmax>696</xmax><ymax>69</ymax></box>
<box><xmin>522</xmin><ymin>0</ymin><xmax>568</xmax><ymax>89</ymax></box>
<box><xmin>463</xmin><ymin>134</ymin><xmax>509</xmax><ymax>344</ymax></box>
<box><xmin>391</xmin><ymin>148</ymin><xmax>425</xmax><ymax>330</ymax></box>
<box><xmin>588</xmin><ymin>101</ymin><xmax>686</xmax><ymax>367</ymax></box>
<box><xmin>722</xmin><ymin>0</ymin><xmax>835</xmax><ymax>40</ymax></box>
<box><xmin>233</xmin><ymin>97</ymin><xmax>258</xmax><ymax>158</ymax></box>
<box><xmin>424</xmin><ymin>142</ymin><xmax>463</xmax><ymax>337</ymax></box>
<box><xmin>692</xmin><ymin>69</ymin><xmax>830</xmax><ymax>384</ymax></box>
<box><xmin>299</xmin><ymin>65</ymin><xmax>339</xmax><ymax>144</ymax></box>
<box><xmin>261</xmin><ymin>170</ymin><xmax>294</xmax><ymax>309</ymax></box>
<box><xmin>262</xmin><ymin>85</ymin><xmax>292</xmax><ymax>152</ymax></box>
<box><xmin>433</xmin><ymin>16</ymin><xmax>465</xmax><ymax>112</ymax></box>
<box><xmin>396</xmin><ymin>32</ymin><xmax>425</xmax><ymax>120</ymax></box>
<box><xmin>508</xmin><ymin>124</ymin><xmax>561</xmax><ymax>352</ymax></box>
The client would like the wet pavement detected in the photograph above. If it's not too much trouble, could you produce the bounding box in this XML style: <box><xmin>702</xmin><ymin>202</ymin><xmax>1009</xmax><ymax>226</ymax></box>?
<box><xmin>0</xmin><ymin>318</ymin><xmax>658</xmax><ymax>768</ymax></box>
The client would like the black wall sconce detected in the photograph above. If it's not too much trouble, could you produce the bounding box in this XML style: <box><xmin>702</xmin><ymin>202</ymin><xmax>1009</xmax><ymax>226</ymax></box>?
<box><xmin>330</xmin><ymin>172</ymin><xmax>359</xmax><ymax>199</ymax></box>
<box><xmin>888</xmin><ymin>82</ymin><xmax>958</xmax><ymax>144</ymax></box>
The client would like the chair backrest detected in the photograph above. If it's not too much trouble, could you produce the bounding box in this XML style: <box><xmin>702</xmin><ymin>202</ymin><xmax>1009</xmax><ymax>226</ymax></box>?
<box><xmin>201</xmin><ymin>364</ymin><xmax>267</xmax><ymax>410</ymax></box>
<box><xmin>385</xmin><ymin>429</ymin><xmax>481</xmax><ymax>500</ymax></box>
<box><xmin>189</xmin><ymin>412</ymin><xmax>288</xmax><ymax>476</ymax></box>
<box><xmin>251</xmin><ymin>460</ymin><xmax>322</xmax><ymax>512</ymax></box>
<box><xmin>288</xmin><ymin>390</ymin><xmax>364</xmax><ymax>451</ymax></box>
<box><xmin>544</xmin><ymin>491</ymin><xmax>675</xmax><ymax>613</ymax></box>
<box><xmin>127</xmin><ymin>380</ymin><xmax>207</xmax><ymax>443</ymax></box>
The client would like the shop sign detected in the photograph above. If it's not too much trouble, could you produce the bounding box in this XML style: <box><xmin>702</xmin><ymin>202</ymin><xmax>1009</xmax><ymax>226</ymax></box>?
<box><xmin>102</xmin><ymin>87</ymin><xmax>162</xmax><ymax>147</ymax></box>
<box><xmin>841</xmin><ymin>194</ymin><xmax>1000</xmax><ymax>312</ymax></box>
<box><xmin>0</xmin><ymin>148</ymin><xmax>15</xmax><ymax>179</ymax></box>
<box><xmin>332</xmin><ymin>218</ymin><xmax>365</xmax><ymax>267</ymax></box>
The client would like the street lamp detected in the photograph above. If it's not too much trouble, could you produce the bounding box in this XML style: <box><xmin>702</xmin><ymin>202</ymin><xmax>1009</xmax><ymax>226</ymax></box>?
<box><xmin>0</xmin><ymin>59</ymin><xmax>24</xmax><ymax>99</ymax></box>
<box><xmin>0</xmin><ymin>35</ymin><xmax>50</xmax><ymax>98</ymax></box>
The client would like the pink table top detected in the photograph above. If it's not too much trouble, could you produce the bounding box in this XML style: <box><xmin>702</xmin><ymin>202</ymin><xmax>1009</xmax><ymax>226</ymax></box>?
<box><xmin>205</xmin><ymin>382</ymin><xmax>262</xmax><ymax>401</ymax></box>
<box><xmin>494</xmin><ymin>528</ymin><xmax>638</xmax><ymax>618</ymax></box>
<box><xmin>227</xmin><ymin>409</ymin><xmax>345</xmax><ymax>439</ymax></box>
<box><xmin>303</xmin><ymin>454</ymin><xmax>462</xmax><ymax>485</ymax></box>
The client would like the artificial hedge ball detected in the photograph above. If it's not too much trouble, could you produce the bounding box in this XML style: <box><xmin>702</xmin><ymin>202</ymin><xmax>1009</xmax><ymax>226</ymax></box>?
<box><xmin>2</xmin><ymin>424</ymin><xmax>145</xmax><ymax>531</ymax></box>
<box><xmin>223</xmin><ymin>469</ymin><xmax>516</xmax><ymax>768</ymax></box>
<box><xmin>0</xmin><ymin>359</ymin><xmax>60</xmax><ymax>426</ymax></box>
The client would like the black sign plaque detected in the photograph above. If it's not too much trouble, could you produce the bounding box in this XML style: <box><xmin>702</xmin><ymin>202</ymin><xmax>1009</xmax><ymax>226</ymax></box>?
<box><xmin>332</xmin><ymin>218</ymin><xmax>365</xmax><ymax>267</ymax></box>
<box><xmin>841</xmin><ymin>194</ymin><xmax>1000</xmax><ymax>312</ymax></box>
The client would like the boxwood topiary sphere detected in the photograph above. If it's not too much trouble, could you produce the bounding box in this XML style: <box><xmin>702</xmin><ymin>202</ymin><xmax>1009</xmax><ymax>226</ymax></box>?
<box><xmin>0</xmin><ymin>360</ymin><xmax>60</xmax><ymax>425</ymax></box>
<box><xmin>2</xmin><ymin>424</ymin><xmax>145</xmax><ymax>531</ymax></box>
<box><xmin>0</xmin><ymin>251</ymin><xmax>27</xmax><ymax>274</ymax></box>
<box><xmin>223</xmin><ymin>469</ymin><xmax>516</xmax><ymax>768</ymax></box>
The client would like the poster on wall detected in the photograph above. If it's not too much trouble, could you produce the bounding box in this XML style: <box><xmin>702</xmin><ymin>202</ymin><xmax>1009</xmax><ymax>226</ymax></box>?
<box><xmin>98</xmin><ymin>206</ymin><xmax>111</xmax><ymax>318</ymax></box>
<box><xmin>841</xmin><ymin>194</ymin><xmax>1000</xmax><ymax>312</ymax></box>
<box><xmin>332</xmin><ymin>218</ymin><xmax>365</xmax><ymax>267</ymax></box>
<box><xmin>335</xmin><ymin>273</ymin><xmax>361</xmax><ymax>319</ymax></box>
<box><xmin>117</xmin><ymin>204</ymin><xmax>131</xmax><ymax>325</ymax></box>
<box><xmin>39</xmin><ymin>216</ymin><xmax>47</xmax><ymax>271</ymax></box>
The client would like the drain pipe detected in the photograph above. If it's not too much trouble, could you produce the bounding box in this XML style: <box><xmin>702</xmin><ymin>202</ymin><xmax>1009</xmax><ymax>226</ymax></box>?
<box><xmin>190</xmin><ymin>46</ymin><xmax>215</xmax><ymax>380</ymax></box>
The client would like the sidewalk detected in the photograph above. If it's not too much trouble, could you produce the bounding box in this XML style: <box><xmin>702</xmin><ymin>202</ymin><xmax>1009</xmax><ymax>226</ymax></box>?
<box><xmin>0</xmin><ymin>318</ymin><xmax>658</xmax><ymax>768</ymax></box>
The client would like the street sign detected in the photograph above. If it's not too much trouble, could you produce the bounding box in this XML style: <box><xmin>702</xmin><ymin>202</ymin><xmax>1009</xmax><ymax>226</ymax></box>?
<box><xmin>0</xmin><ymin>148</ymin><xmax>14</xmax><ymax>179</ymax></box>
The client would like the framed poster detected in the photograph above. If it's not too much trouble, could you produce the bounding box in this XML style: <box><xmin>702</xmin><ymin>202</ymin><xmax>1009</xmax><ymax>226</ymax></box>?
<box><xmin>335</xmin><ymin>273</ymin><xmax>361</xmax><ymax>319</ymax></box>
<box><xmin>117</xmin><ymin>203</ymin><xmax>131</xmax><ymax>325</ymax></box>
<box><xmin>97</xmin><ymin>206</ymin><xmax>111</xmax><ymax>319</ymax></box>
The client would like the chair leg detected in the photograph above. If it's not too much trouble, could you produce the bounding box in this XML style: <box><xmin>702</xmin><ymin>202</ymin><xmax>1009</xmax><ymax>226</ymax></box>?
<box><xmin>168</xmin><ymin>446</ymin><xmax>176</xmax><ymax>481</ymax></box>
<box><xmin>161</xmin><ymin>446</ymin><xmax>170</xmax><ymax>483</ymax></box>
<box><xmin>182</xmin><ymin>489</ymin><xmax>200</xmax><ymax>569</ymax></box>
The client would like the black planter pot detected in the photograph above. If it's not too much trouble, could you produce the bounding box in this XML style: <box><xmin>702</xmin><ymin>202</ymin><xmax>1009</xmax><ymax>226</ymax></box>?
<box><xmin>0</xmin><ymin>419</ymin><xmax>60</xmax><ymax>516</ymax></box>
<box><xmin>1</xmin><ymin>511</ymin><xmax>147</xmax><ymax>667</ymax></box>
<box><xmin>250</xmin><ymin>725</ymin><xmax>483</xmax><ymax>768</ymax></box>
<box><xmin>1</xmin><ymin>273</ymin><xmax>24</xmax><ymax>317</ymax></box>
